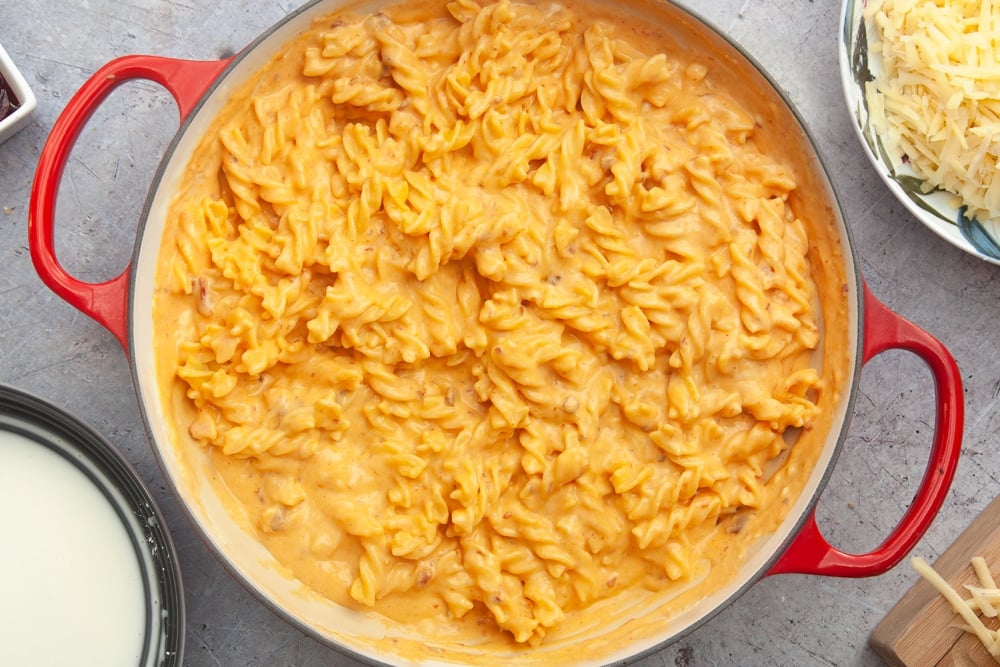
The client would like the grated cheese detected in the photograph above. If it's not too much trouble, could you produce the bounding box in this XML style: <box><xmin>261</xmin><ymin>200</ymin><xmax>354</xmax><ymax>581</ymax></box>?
<box><xmin>863</xmin><ymin>0</ymin><xmax>1000</xmax><ymax>222</ymax></box>
<box><xmin>911</xmin><ymin>555</ymin><xmax>1000</xmax><ymax>662</ymax></box>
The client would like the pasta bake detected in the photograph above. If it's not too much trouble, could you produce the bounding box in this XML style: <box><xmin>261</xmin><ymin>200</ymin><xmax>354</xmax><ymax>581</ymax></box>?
<box><xmin>153</xmin><ymin>0</ymin><xmax>849</xmax><ymax>653</ymax></box>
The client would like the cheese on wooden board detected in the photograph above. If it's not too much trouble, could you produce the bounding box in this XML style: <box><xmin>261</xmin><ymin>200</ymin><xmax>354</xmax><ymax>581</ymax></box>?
<box><xmin>871</xmin><ymin>494</ymin><xmax>1000</xmax><ymax>666</ymax></box>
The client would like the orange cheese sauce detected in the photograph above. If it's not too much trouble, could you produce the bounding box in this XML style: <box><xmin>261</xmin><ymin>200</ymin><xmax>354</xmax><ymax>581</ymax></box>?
<box><xmin>152</xmin><ymin>0</ymin><xmax>850</xmax><ymax>657</ymax></box>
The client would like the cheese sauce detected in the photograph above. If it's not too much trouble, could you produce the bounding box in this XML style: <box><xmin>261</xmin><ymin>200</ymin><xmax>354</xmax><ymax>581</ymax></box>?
<box><xmin>0</xmin><ymin>429</ymin><xmax>147</xmax><ymax>666</ymax></box>
<box><xmin>151</xmin><ymin>0</ymin><xmax>851</xmax><ymax>660</ymax></box>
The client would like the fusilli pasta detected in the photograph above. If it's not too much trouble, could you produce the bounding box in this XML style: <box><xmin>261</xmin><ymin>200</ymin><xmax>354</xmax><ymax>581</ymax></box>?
<box><xmin>154</xmin><ymin>0</ymin><xmax>845</xmax><ymax>649</ymax></box>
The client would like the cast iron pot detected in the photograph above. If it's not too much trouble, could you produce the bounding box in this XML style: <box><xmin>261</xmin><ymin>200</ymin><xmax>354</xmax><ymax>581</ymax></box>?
<box><xmin>28</xmin><ymin>0</ymin><xmax>964</xmax><ymax>664</ymax></box>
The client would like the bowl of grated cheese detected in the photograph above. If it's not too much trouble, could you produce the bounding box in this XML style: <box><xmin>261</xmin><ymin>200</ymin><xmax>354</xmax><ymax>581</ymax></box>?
<box><xmin>840</xmin><ymin>0</ymin><xmax>1000</xmax><ymax>264</ymax></box>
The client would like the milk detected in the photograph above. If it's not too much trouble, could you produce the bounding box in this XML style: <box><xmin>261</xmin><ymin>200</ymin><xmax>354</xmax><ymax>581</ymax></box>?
<box><xmin>0</xmin><ymin>428</ymin><xmax>147</xmax><ymax>666</ymax></box>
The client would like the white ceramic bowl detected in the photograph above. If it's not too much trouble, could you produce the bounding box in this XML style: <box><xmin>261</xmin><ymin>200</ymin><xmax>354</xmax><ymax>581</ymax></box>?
<box><xmin>0</xmin><ymin>42</ymin><xmax>36</xmax><ymax>145</ymax></box>
<box><xmin>839</xmin><ymin>0</ymin><xmax>1000</xmax><ymax>264</ymax></box>
<box><xmin>0</xmin><ymin>384</ymin><xmax>185</xmax><ymax>665</ymax></box>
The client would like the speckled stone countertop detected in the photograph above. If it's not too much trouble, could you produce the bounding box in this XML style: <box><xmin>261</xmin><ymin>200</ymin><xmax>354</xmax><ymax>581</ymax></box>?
<box><xmin>1</xmin><ymin>1</ymin><xmax>997</xmax><ymax>665</ymax></box>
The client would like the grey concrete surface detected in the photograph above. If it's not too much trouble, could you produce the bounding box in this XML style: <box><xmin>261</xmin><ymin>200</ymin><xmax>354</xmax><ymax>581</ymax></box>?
<box><xmin>1</xmin><ymin>0</ymin><xmax>997</xmax><ymax>665</ymax></box>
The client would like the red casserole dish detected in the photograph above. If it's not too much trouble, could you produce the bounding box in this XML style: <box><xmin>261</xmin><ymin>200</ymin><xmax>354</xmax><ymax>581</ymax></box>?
<box><xmin>28</xmin><ymin>0</ymin><xmax>964</xmax><ymax>663</ymax></box>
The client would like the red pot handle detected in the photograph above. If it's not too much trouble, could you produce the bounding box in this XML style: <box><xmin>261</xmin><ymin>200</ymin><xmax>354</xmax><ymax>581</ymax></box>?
<box><xmin>767</xmin><ymin>282</ymin><xmax>963</xmax><ymax>577</ymax></box>
<box><xmin>29</xmin><ymin>58</ymin><xmax>962</xmax><ymax>579</ymax></box>
<box><xmin>28</xmin><ymin>55</ymin><xmax>232</xmax><ymax>352</ymax></box>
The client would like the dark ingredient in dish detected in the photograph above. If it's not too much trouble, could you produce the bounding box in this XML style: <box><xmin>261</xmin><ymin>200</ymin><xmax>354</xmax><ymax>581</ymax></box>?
<box><xmin>0</xmin><ymin>74</ymin><xmax>19</xmax><ymax>121</ymax></box>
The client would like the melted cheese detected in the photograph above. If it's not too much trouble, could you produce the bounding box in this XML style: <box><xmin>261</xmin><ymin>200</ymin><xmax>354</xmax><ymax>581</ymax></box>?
<box><xmin>151</xmin><ymin>0</ymin><xmax>850</xmax><ymax>657</ymax></box>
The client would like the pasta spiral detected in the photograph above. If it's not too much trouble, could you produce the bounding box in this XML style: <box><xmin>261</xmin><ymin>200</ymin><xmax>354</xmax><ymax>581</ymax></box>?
<box><xmin>156</xmin><ymin>0</ymin><xmax>832</xmax><ymax>648</ymax></box>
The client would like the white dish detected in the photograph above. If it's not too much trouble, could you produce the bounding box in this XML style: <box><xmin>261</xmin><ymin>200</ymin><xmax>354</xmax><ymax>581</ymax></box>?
<box><xmin>0</xmin><ymin>385</ymin><xmax>184</xmax><ymax>666</ymax></box>
<box><xmin>839</xmin><ymin>0</ymin><xmax>1000</xmax><ymax>264</ymax></box>
<box><xmin>0</xmin><ymin>41</ymin><xmax>36</xmax><ymax>145</ymax></box>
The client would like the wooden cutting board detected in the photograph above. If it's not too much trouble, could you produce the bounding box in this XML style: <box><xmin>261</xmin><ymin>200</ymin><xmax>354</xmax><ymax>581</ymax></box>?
<box><xmin>870</xmin><ymin>494</ymin><xmax>1000</xmax><ymax>666</ymax></box>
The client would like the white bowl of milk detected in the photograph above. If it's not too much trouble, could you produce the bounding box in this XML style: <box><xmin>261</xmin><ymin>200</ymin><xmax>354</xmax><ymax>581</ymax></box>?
<box><xmin>0</xmin><ymin>385</ymin><xmax>184</xmax><ymax>666</ymax></box>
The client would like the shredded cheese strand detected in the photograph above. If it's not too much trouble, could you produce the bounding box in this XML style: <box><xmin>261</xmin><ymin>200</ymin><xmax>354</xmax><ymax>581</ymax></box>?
<box><xmin>911</xmin><ymin>556</ymin><xmax>1000</xmax><ymax>661</ymax></box>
